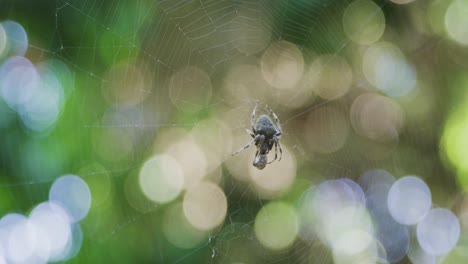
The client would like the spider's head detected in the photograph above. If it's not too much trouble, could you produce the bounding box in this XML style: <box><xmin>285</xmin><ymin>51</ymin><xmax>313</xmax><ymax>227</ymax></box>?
<box><xmin>253</xmin><ymin>153</ymin><xmax>267</xmax><ymax>170</ymax></box>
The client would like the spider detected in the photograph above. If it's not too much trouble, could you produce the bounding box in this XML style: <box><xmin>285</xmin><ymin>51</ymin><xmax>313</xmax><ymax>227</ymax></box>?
<box><xmin>232</xmin><ymin>103</ymin><xmax>283</xmax><ymax>170</ymax></box>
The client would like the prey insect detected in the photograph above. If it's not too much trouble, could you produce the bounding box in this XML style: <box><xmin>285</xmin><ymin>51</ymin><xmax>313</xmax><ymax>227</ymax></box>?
<box><xmin>232</xmin><ymin>104</ymin><xmax>283</xmax><ymax>170</ymax></box>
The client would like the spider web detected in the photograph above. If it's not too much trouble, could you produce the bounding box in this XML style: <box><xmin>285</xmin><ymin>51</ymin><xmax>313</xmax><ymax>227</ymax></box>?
<box><xmin>0</xmin><ymin>0</ymin><xmax>456</xmax><ymax>263</ymax></box>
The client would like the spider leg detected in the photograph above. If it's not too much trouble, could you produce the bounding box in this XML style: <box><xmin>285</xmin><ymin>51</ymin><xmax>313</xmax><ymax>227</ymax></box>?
<box><xmin>251</xmin><ymin>103</ymin><xmax>258</xmax><ymax>133</ymax></box>
<box><xmin>277</xmin><ymin>139</ymin><xmax>283</xmax><ymax>161</ymax></box>
<box><xmin>267</xmin><ymin>141</ymin><xmax>278</xmax><ymax>164</ymax></box>
<box><xmin>265</xmin><ymin>104</ymin><xmax>282</xmax><ymax>135</ymax></box>
<box><xmin>232</xmin><ymin>134</ymin><xmax>260</xmax><ymax>156</ymax></box>
<box><xmin>246</xmin><ymin>129</ymin><xmax>255</xmax><ymax>138</ymax></box>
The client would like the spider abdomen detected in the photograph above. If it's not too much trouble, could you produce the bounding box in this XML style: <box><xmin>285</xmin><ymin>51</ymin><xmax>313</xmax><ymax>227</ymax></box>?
<box><xmin>255</xmin><ymin>115</ymin><xmax>276</xmax><ymax>137</ymax></box>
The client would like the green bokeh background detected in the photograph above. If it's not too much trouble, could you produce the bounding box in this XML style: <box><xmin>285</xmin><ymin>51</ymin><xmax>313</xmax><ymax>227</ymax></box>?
<box><xmin>1</xmin><ymin>0</ymin><xmax>468</xmax><ymax>263</ymax></box>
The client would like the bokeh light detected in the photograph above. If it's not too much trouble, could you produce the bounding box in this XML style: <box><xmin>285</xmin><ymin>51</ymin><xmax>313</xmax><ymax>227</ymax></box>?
<box><xmin>254</xmin><ymin>202</ymin><xmax>298</xmax><ymax>250</ymax></box>
<box><xmin>139</xmin><ymin>154</ymin><xmax>184</xmax><ymax>204</ymax></box>
<box><xmin>417</xmin><ymin>208</ymin><xmax>460</xmax><ymax>255</ymax></box>
<box><xmin>163</xmin><ymin>203</ymin><xmax>208</xmax><ymax>249</ymax></box>
<box><xmin>0</xmin><ymin>1</ymin><xmax>465</xmax><ymax>263</ymax></box>
<box><xmin>183</xmin><ymin>181</ymin><xmax>227</xmax><ymax>231</ymax></box>
<box><xmin>21</xmin><ymin>63</ymin><xmax>65</xmax><ymax>132</ymax></box>
<box><xmin>0</xmin><ymin>20</ymin><xmax>28</xmax><ymax>57</ymax></box>
<box><xmin>166</xmin><ymin>137</ymin><xmax>208</xmax><ymax>189</ymax></box>
<box><xmin>260</xmin><ymin>40</ymin><xmax>304</xmax><ymax>90</ymax></box>
<box><xmin>445</xmin><ymin>0</ymin><xmax>468</xmax><ymax>46</ymax></box>
<box><xmin>407</xmin><ymin>237</ymin><xmax>436</xmax><ymax>264</ymax></box>
<box><xmin>343</xmin><ymin>0</ymin><xmax>385</xmax><ymax>45</ymax></box>
<box><xmin>49</xmin><ymin>175</ymin><xmax>92</xmax><ymax>223</ymax></box>
<box><xmin>363</xmin><ymin>41</ymin><xmax>417</xmax><ymax>97</ymax></box>
<box><xmin>387</xmin><ymin>176</ymin><xmax>432</xmax><ymax>225</ymax></box>
<box><xmin>311</xmin><ymin>179</ymin><xmax>368</xmax><ymax>248</ymax></box>
<box><xmin>350</xmin><ymin>93</ymin><xmax>404</xmax><ymax>143</ymax></box>
<box><xmin>0</xmin><ymin>52</ymin><xmax>71</xmax><ymax>132</ymax></box>
<box><xmin>0</xmin><ymin>56</ymin><xmax>39</xmax><ymax>111</ymax></box>
<box><xmin>101</xmin><ymin>63</ymin><xmax>150</xmax><ymax>106</ymax></box>
<box><xmin>230</xmin><ymin>9</ymin><xmax>272</xmax><ymax>55</ymax></box>
<box><xmin>307</xmin><ymin>55</ymin><xmax>353</xmax><ymax>100</ymax></box>
<box><xmin>248</xmin><ymin>146</ymin><xmax>296</xmax><ymax>199</ymax></box>
<box><xmin>29</xmin><ymin>201</ymin><xmax>72</xmax><ymax>261</ymax></box>
<box><xmin>222</xmin><ymin>64</ymin><xmax>269</xmax><ymax>101</ymax></box>
<box><xmin>365</xmin><ymin>183</ymin><xmax>410</xmax><ymax>262</ymax></box>
<box><xmin>58</xmin><ymin>224</ymin><xmax>83</xmax><ymax>262</ymax></box>
<box><xmin>358</xmin><ymin>169</ymin><xmax>396</xmax><ymax>192</ymax></box>
<box><xmin>332</xmin><ymin>230</ymin><xmax>378</xmax><ymax>264</ymax></box>
<box><xmin>168</xmin><ymin>66</ymin><xmax>212</xmax><ymax>112</ymax></box>
<box><xmin>304</xmin><ymin>106</ymin><xmax>350</xmax><ymax>154</ymax></box>
<box><xmin>5</xmin><ymin>215</ymin><xmax>35</xmax><ymax>263</ymax></box>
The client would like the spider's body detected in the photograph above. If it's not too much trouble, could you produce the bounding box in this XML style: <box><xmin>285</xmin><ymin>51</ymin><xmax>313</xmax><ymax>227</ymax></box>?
<box><xmin>255</xmin><ymin>115</ymin><xmax>276</xmax><ymax>138</ymax></box>
<box><xmin>232</xmin><ymin>104</ymin><xmax>283</xmax><ymax>170</ymax></box>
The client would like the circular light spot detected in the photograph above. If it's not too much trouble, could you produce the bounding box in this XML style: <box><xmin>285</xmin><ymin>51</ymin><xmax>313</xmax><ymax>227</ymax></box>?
<box><xmin>190</xmin><ymin>118</ymin><xmax>231</xmax><ymax>174</ymax></box>
<box><xmin>0</xmin><ymin>214</ymin><xmax>29</xmax><ymax>262</ymax></box>
<box><xmin>20</xmin><ymin>65</ymin><xmax>65</xmax><ymax>132</ymax></box>
<box><xmin>168</xmin><ymin>66</ymin><xmax>212</xmax><ymax>112</ymax></box>
<box><xmin>304</xmin><ymin>106</ymin><xmax>350</xmax><ymax>154</ymax></box>
<box><xmin>0</xmin><ymin>56</ymin><xmax>39</xmax><ymax>111</ymax></box>
<box><xmin>443</xmin><ymin>107</ymin><xmax>468</xmax><ymax>176</ymax></box>
<box><xmin>260</xmin><ymin>41</ymin><xmax>304</xmax><ymax>90</ymax></box>
<box><xmin>363</xmin><ymin>42</ymin><xmax>416</xmax><ymax>97</ymax></box>
<box><xmin>254</xmin><ymin>202</ymin><xmax>298</xmax><ymax>250</ymax></box>
<box><xmin>49</xmin><ymin>175</ymin><xmax>92</xmax><ymax>222</ymax></box>
<box><xmin>350</xmin><ymin>93</ymin><xmax>404</xmax><ymax>142</ymax></box>
<box><xmin>298</xmin><ymin>185</ymin><xmax>318</xmax><ymax>242</ymax></box>
<box><xmin>139</xmin><ymin>154</ymin><xmax>184</xmax><ymax>204</ymax></box>
<box><xmin>1</xmin><ymin>21</ymin><xmax>28</xmax><ymax>57</ymax></box>
<box><xmin>358</xmin><ymin>169</ymin><xmax>395</xmax><ymax>192</ymax></box>
<box><xmin>183</xmin><ymin>181</ymin><xmax>227</xmax><ymax>231</ymax></box>
<box><xmin>387</xmin><ymin>176</ymin><xmax>432</xmax><ymax>225</ymax></box>
<box><xmin>6</xmin><ymin>217</ymin><xmax>35</xmax><ymax>263</ymax></box>
<box><xmin>341</xmin><ymin>178</ymin><xmax>366</xmax><ymax>205</ymax></box>
<box><xmin>167</xmin><ymin>138</ymin><xmax>207</xmax><ymax>189</ymax></box>
<box><xmin>417</xmin><ymin>208</ymin><xmax>460</xmax><ymax>255</ymax></box>
<box><xmin>325</xmin><ymin>205</ymin><xmax>373</xmax><ymax>250</ymax></box>
<box><xmin>230</xmin><ymin>11</ymin><xmax>272</xmax><ymax>55</ymax></box>
<box><xmin>163</xmin><ymin>203</ymin><xmax>208</xmax><ymax>249</ymax></box>
<box><xmin>29</xmin><ymin>202</ymin><xmax>72</xmax><ymax>261</ymax></box>
<box><xmin>332</xmin><ymin>229</ymin><xmax>374</xmax><ymax>258</ymax></box>
<box><xmin>248</xmin><ymin>146</ymin><xmax>296</xmax><ymax>199</ymax></box>
<box><xmin>39</xmin><ymin>59</ymin><xmax>74</xmax><ymax>99</ymax></box>
<box><xmin>446</xmin><ymin>0</ymin><xmax>468</xmax><ymax>46</ymax></box>
<box><xmin>365</xmin><ymin>183</ymin><xmax>391</xmax><ymax>215</ymax></box>
<box><xmin>307</xmin><ymin>55</ymin><xmax>353</xmax><ymax>100</ymax></box>
<box><xmin>408</xmin><ymin>238</ymin><xmax>436</xmax><ymax>264</ymax></box>
<box><xmin>366</xmin><ymin>184</ymin><xmax>410</xmax><ymax>263</ymax></box>
<box><xmin>57</xmin><ymin>224</ymin><xmax>83</xmax><ymax>262</ymax></box>
<box><xmin>101</xmin><ymin>63</ymin><xmax>149</xmax><ymax>106</ymax></box>
<box><xmin>312</xmin><ymin>180</ymin><xmax>366</xmax><ymax>246</ymax></box>
<box><xmin>343</xmin><ymin>0</ymin><xmax>385</xmax><ymax>45</ymax></box>
<box><xmin>222</xmin><ymin>64</ymin><xmax>269</xmax><ymax>101</ymax></box>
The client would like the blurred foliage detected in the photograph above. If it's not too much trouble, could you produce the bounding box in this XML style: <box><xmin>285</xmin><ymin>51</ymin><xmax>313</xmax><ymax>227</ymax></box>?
<box><xmin>1</xmin><ymin>0</ymin><xmax>468</xmax><ymax>263</ymax></box>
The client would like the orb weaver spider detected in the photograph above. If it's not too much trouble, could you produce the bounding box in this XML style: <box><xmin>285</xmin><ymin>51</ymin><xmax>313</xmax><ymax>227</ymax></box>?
<box><xmin>232</xmin><ymin>104</ymin><xmax>283</xmax><ymax>170</ymax></box>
